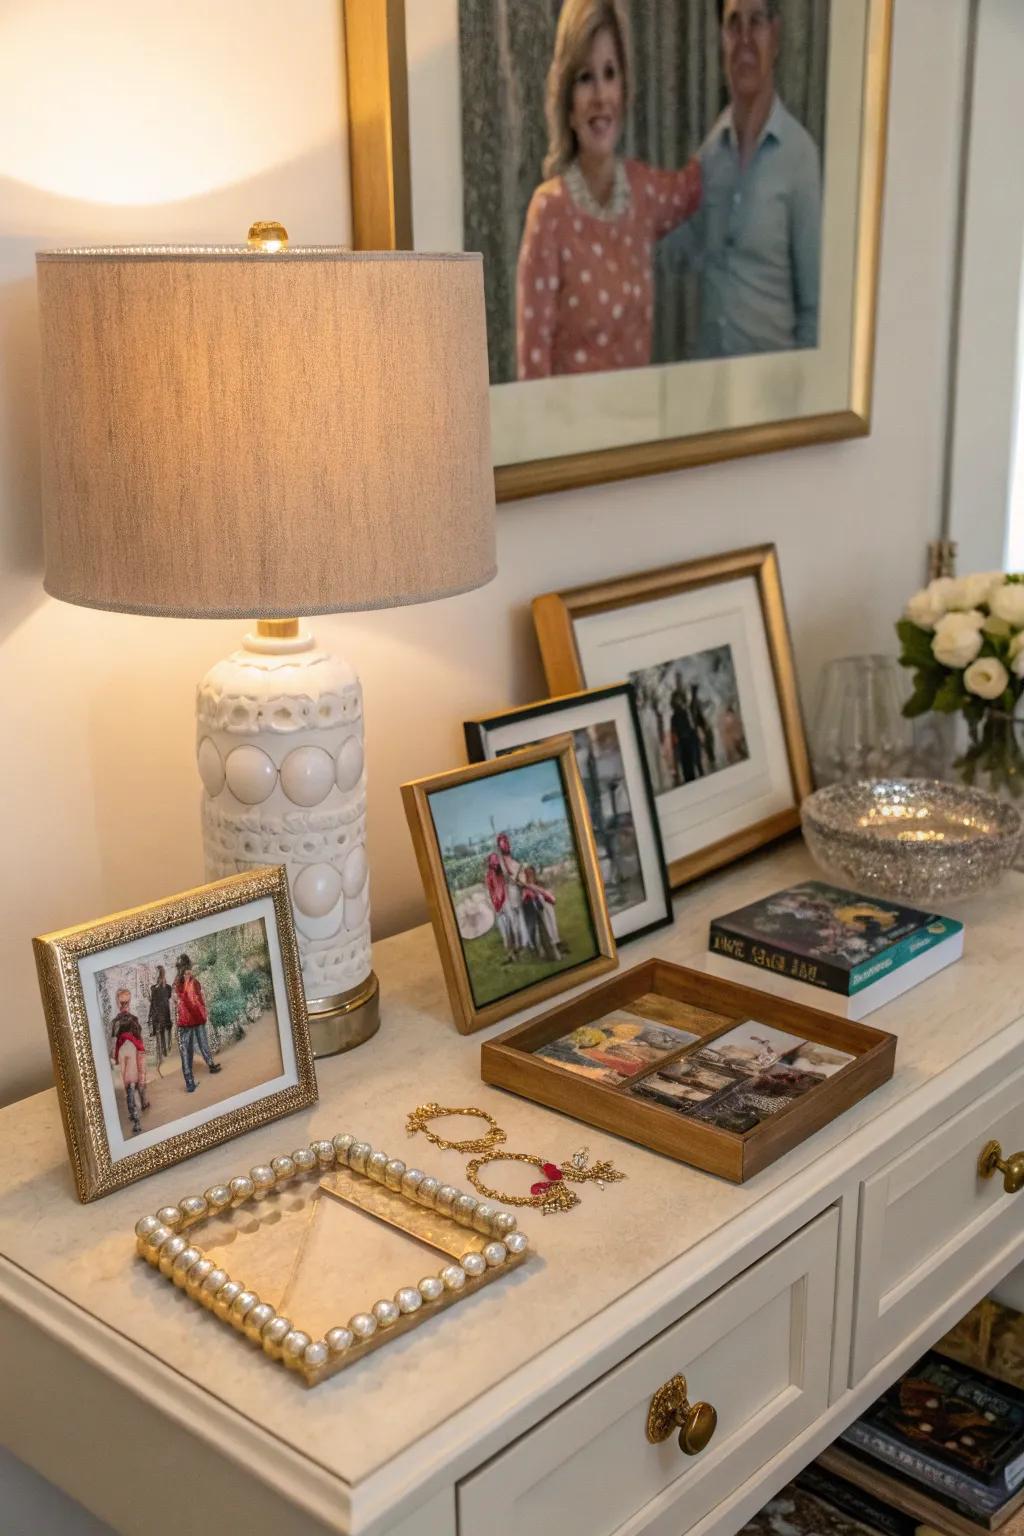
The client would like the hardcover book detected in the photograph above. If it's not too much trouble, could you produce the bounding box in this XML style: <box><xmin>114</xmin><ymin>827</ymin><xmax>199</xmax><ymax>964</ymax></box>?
<box><xmin>819</xmin><ymin>1445</ymin><xmax>1024</xmax><ymax>1535</ymax></box>
<box><xmin>936</xmin><ymin>1300</ymin><xmax>1024</xmax><ymax>1395</ymax></box>
<box><xmin>739</xmin><ymin>1470</ymin><xmax>921</xmax><ymax>1536</ymax></box>
<box><xmin>708</xmin><ymin>881</ymin><xmax>963</xmax><ymax>998</ymax></box>
<box><xmin>840</xmin><ymin>1353</ymin><xmax>1024</xmax><ymax>1517</ymax></box>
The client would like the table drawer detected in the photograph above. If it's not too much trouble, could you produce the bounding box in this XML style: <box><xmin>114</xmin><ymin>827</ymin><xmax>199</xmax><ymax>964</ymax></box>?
<box><xmin>458</xmin><ymin>1207</ymin><xmax>838</xmax><ymax>1536</ymax></box>
<box><xmin>852</xmin><ymin>1060</ymin><xmax>1024</xmax><ymax>1383</ymax></box>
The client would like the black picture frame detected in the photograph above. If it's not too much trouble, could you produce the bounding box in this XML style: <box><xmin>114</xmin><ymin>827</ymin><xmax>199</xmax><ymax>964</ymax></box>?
<box><xmin>465</xmin><ymin>684</ymin><xmax>673</xmax><ymax>946</ymax></box>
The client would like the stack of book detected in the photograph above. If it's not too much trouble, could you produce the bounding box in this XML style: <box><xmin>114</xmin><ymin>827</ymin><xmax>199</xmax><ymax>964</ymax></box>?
<box><xmin>739</xmin><ymin>1299</ymin><xmax>1024</xmax><ymax>1536</ymax></box>
<box><xmin>821</xmin><ymin>1322</ymin><xmax>1024</xmax><ymax>1536</ymax></box>
<box><xmin>706</xmin><ymin>880</ymin><xmax>963</xmax><ymax>1020</ymax></box>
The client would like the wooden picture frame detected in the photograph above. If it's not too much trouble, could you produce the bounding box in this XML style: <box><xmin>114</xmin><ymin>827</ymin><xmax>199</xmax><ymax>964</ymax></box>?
<box><xmin>402</xmin><ymin>738</ymin><xmax>617</xmax><ymax>1034</ymax></box>
<box><xmin>342</xmin><ymin>0</ymin><xmax>893</xmax><ymax>502</ymax></box>
<box><xmin>532</xmin><ymin>544</ymin><xmax>812</xmax><ymax>890</ymax></box>
<box><xmin>33</xmin><ymin>867</ymin><xmax>316</xmax><ymax>1203</ymax></box>
<box><xmin>465</xmin><ymin>683</ymin><xmax>673</xmax><ymax>946</ymax></box>
<box><xmin>481</xmin><ymin>956</ymin><xmax>896</xmax><ymax>1183</ymax></box>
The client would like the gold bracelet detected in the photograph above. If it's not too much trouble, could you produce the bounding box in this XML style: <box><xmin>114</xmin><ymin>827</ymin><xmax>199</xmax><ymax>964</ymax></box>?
<box><xmin>406</xmin><ymin>1102</ymin><xmax>507</xmax><ymax>1155</ymax></box>
<box><xmin>465</xmin><ymin>1147</ymin><xmax>625</xmax><ymax>1216</ymax></box>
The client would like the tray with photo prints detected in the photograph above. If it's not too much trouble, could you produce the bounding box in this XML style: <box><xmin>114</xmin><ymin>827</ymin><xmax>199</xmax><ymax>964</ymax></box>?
<box><xmin>480</xmin><ymin>958</ymin><xmax>896</xmax><ymax>1182</ymax></box>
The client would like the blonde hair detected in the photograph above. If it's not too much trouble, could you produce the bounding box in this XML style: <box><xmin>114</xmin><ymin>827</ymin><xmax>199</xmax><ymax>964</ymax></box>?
<box><xmin>543</xmin><ymin>0</ymin><xmax>630</xmax><ymax>179</ymax></box>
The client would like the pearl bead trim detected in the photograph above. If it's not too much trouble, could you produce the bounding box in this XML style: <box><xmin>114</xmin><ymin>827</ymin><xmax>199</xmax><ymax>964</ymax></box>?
<box><xmin>134</xmin><ymin>1131</ymin><xmax>532</xmax><ymax>1386</ymax></box>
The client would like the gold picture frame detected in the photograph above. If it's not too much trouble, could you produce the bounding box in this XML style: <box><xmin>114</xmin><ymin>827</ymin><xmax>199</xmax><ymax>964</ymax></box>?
<box><xmin>34</xmin><ymin>867</ymin><xmax>317</xmax><ymax>1202</ymax></box>
<box><xmin>402</xmin><ymin>737</ymin><xmax>617</xmax><ymax>1034</ymax></box>
<box><xmin>342</xmin><ymin>0</ymin><xmax>893</xmax><ymax>501</ymax></box>
<box><xmin>532</xmin><ymin>544</ymin><xmax>812</xmax><ymax>889</ymax></box>
<box><xmin>134</xmin><ymin>1130</ymin><xmax>532</xmax><ymax>1387</ymax></box>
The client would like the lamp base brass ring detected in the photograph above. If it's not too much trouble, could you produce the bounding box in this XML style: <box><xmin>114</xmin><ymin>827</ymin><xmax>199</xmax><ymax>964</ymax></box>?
<box><xmin>307</xmin><ymin>973</ymin><xmax>380</xmax><ymax>1058</ymax></box>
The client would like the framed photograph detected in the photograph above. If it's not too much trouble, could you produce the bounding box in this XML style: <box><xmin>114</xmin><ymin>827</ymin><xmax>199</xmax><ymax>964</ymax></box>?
<box><xmin>343</xmin><ymin>0</ymin><xmax>891</xmax><ymax>500</ymax></box>
<box><xmin>481</xmin><ymin>955</ymin><xmax>895</xmax><ymax>1181</ymax></box>
<box><xmin>532</xmin><ymin>543</ymin><xmax>812</xmax><ymax>888</ymax></box>
<box><xmin>464</xmin><ymin>683</ymin><xmax>673</xmax><ymax>944</ymax></box>
<box><xmin>33</xmin><ymin>867</ymin><xmax>316</xmax><ymax>1202</ymax></box>
<box><xmin>401</xmin><ymin>737</ymin><xmax>617</xmax><ymax>1033</ymax></box>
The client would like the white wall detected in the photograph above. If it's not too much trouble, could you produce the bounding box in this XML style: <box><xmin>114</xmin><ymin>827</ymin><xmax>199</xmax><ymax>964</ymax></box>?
<box><xmin>947</xmin><ymin>0</ymin><xmax>1024</xmax><ymax>572</ymax></box>
<box><xmin>0</xmin><ymin>0</ymin><xmax>967</xmax><ymax>1108</ymax></box>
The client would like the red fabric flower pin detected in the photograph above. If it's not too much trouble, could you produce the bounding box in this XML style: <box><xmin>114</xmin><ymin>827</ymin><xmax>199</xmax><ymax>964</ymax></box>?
<box><xmin>530</xmin><ymin>1162</ymin><xmax>563</xmax><ymax>1197</ymax></box>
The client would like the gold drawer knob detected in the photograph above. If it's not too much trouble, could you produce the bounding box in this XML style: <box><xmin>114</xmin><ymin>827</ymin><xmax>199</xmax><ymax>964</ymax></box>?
<box><xmin>646</xmin><ymin>1373</ymin><xmax>718</xmax><ymax>1456</ymax></box>
<box><xmin>979</xmin><ymin>1139</ymin><xmax>1024</xmax><ymax>1194</ymax></box>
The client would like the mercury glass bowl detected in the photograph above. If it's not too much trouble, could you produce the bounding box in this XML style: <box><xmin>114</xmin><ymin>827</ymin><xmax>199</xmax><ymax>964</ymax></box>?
<box><xmin>801</xmin><ymin>778</ymin><xmax>1022</xmax><ymax>902</ymax></box>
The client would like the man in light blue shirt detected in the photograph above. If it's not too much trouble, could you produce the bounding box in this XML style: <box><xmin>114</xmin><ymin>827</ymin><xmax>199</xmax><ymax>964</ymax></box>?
<box><xmin>678</xmin><ymin>0</ymin><xmax>823</xmax><ymax>358</ymax></box>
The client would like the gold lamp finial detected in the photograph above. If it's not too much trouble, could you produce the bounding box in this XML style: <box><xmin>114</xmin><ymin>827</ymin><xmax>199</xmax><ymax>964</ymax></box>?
<box><xmin>247</xmin><ymin>220</ymin><xmax>289</xmax><ymax>253</ymax></box>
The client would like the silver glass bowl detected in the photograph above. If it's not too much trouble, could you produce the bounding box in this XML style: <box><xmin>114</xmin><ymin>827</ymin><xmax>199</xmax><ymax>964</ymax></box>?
<box><xmin>801</xmin><ymin>778</ymin><xmax>1022</xmax><ymax>902</ymax></box>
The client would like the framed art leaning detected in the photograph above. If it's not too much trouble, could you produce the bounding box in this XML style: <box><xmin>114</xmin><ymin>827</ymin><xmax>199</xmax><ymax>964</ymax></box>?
<box><xmin>34</xmin><ymin>867</ymin><xmax>316</xmax><ymax>1202</ymax></box>
<box><xmin>343</xmin><ymin>0</ymin><xmax>892</xmax><ymax>500</ymax></box>
<box><xmin>402</xmin><ymin>738</ymin><xmax>617</xmax><ymax>1033</ymax></box>
<box><xmin>532</xmin><ymin>544</ymin><xmax>812</xmax><ymax>888</ymax></box>
<box><xmin>465</xmin><ymin>683</ymin><xmax>673</xmax><ymax>945</ymax></box>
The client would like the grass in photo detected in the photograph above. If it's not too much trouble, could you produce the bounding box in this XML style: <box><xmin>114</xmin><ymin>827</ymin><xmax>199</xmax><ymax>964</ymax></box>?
<box><xmin>428</xmin><ymin>756</ymin><xmax>599</xmax><ymax>1009</ymax></box>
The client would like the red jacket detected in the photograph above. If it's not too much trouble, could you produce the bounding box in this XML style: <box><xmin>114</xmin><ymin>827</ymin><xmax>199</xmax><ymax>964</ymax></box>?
<box><xmin>174</xmin><ymin>974</ymin><xmax>207</xmax><ymax>1028</ymax></box>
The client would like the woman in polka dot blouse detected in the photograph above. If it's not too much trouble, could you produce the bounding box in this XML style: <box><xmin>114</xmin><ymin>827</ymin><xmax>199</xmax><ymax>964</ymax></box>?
<box><xmin>516</xmin><ymin>0</ymin><xmax>702</xmax><ymax>380</ymax></box>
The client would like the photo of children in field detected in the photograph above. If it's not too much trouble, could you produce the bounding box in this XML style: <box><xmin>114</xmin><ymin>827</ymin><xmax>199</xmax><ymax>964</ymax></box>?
<box><xmin>428</xmin><ymin>756</ymin><xmax>602</xmax><ymax>1009</ymax></box>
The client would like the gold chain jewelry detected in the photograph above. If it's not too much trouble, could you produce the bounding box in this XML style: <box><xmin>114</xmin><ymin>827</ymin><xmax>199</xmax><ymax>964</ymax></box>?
<box><xmin>406</xmin><ymin>1102</ymin><xmax>507</xmax><ymax>1155</ymax></box>
<box><xmin>465</xmin><ymin>1147</ymin><xmax>626</xmax><ymax>1216</ymax></box>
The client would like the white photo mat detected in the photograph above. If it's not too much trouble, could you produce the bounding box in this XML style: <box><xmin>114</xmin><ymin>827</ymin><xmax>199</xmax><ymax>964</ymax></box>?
<box><xmin>570</xmin><ymin>576</ymin><xmax>795</xmax><ymax>866</ymax></box>
<box><xmin>80</xmin><ymin>894</ymin><xmax>299</xmax><ymax>1164</ymax></box>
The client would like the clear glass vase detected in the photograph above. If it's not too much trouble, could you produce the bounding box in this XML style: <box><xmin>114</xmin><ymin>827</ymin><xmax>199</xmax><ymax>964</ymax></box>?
<box><xmin>955</xmin><ymin>708</ymin><xmax>1024</xmax><ymax>869</ymax></box>
<box><xmin>956</xmin><ymin>708</ymin><xmax>1024</xmax><ymax>797</ymax></box>
<box><xmin>809</xmin><ymin>655</ymin><xmax>915</xmax><ymax>786</ymax></box>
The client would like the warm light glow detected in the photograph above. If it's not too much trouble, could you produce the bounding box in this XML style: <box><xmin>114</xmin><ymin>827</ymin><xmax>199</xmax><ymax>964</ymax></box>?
<box><xmin>0</xmin><ymin>0</ymin><xmax>344</xmax><ymax>206</ymax></box>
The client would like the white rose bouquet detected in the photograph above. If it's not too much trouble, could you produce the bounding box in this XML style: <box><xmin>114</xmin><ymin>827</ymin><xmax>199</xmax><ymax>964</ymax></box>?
<box><xmin>898</xmin><ymin>571</ymin><xmax>1024</xmax><ymax>797</ymax></box>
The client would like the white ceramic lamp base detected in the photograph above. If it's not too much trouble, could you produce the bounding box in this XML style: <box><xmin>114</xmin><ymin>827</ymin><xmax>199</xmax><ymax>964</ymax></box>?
<box><xmin>196</xmin><ymin>624</ymin><xmax>379</xmax><ymax>1056</ymax></box>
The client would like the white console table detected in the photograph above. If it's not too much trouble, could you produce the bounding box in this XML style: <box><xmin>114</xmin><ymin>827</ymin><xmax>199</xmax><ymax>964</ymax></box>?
<box><xmin>1</xmin><ymin>840</ymin><xmax>1022</xmax><ymax>1536</ymax></box>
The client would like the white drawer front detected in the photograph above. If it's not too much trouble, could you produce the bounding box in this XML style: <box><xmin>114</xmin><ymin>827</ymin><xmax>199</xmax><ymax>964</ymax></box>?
<box><xmin>852</xmin><ymin>1061</ymin><xmax>1024</xmax><ymax>1383</ymax></box>
<box><xmin>458</xmin><ymin>1208</ymin><xmax>838</xmax><ymax>1536</ymax></box>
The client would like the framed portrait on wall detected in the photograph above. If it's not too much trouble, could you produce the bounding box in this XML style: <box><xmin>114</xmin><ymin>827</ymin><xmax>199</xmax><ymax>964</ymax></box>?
<box><xmin>532</xmin><ymin>544</ymin><xmax>812</xmax><ymax>887</ymax></box>
<box><xmin>343</xmin><ymin>0</ymin><xmax>892</xmax><ymax>501</ymax></box>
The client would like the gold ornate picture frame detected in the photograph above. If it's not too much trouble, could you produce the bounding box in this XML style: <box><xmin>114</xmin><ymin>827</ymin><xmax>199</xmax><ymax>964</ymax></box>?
<box><xmin>343</xmin><ymin>0</ymin><xmax>893</xmax><ymax>501</ymax></box>
<box><xmin>532</xmin><ymin>545</ymin><xmax>812</xmax><ymax>889</ymax></box>
<box><xmin>34</xmin><ymin>867</ymin><xmax>316</xmax><ymax>1202</ymax></box>
<box><xmin>402</xmin><ymin>738</ymin><xmax>617</xmax><ymax>1033</ymax></box>
<box><xmin>134</xmin><ymin>1130</ymin><xmax>532</xmax><ymax>1386</ymax></box>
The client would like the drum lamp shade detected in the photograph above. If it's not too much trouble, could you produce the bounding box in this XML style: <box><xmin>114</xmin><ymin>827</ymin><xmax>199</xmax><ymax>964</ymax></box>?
<box><xmin>36</xmin><ymin>246</ymin><xmax>496</xmax><ymax>618</ymax></box>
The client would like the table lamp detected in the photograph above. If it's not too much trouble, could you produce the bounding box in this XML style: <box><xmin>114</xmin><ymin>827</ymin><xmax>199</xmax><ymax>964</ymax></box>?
<box><xmin>35</xmin><ymin>228</ymin><xmax>496</xmax><ymax>1056</ymax></box>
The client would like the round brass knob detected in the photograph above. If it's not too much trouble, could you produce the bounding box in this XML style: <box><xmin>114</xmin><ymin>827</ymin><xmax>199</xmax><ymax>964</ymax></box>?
<box><xmin>680</xmin><ymin>1399</ymin><xmax>718</xmax><ymax>1455</ymax></box>
<box><xmin>646</xmin><ymin>1373</ymin><xmax>718</xmax><ymax>1456</ymax></box>
<box><xmin>978</xmin><ymin>1140</ymin><xmax>1024</xmax><ymax>1194</ymax></box>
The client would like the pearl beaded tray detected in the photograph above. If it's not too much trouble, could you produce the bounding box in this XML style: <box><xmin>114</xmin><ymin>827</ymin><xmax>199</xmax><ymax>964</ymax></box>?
<box><xmin>134</xmin><ymin>1132</ymin><xmax>532</xmax><ymax>1386</ymax></box>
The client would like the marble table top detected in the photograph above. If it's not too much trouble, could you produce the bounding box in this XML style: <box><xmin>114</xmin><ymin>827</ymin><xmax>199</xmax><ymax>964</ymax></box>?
<box><xmin>2</xmin><ymin>839</ymin><xmax>1022</xmax><ymax>1491</ymax></box>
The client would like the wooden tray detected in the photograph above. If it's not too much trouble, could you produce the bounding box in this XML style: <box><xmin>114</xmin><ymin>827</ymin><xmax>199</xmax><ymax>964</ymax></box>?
<box><xmin>481</xmin><ymin>957</ymin><xmax>896</xmax><ymax>1183</ymax></box>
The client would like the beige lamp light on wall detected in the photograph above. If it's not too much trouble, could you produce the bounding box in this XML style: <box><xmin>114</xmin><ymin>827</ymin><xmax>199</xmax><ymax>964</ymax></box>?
<box><xmin>36</xmin><ymin>226</ymin><xmax>496</xmax><ymax>1055</ymax></box>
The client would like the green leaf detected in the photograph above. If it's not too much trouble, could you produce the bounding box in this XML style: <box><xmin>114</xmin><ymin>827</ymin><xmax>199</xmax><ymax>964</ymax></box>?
<box><xmin>902</xmin><ymin>670</ymin><xmax>938</xmax><ymax>718</ymax></box>
<box><xmin>895</xmin><ymin>620</ymin><xmax>936</xmax><ymax>670</ymax></box>
<box><xmin>933</xmin><ymin>671</ymin><xmax>966</xmax><ymax>713</ymax></box>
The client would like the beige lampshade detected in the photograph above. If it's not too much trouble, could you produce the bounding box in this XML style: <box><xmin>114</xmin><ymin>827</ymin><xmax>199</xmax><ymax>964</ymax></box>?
<box><xmin>36</xmin><ymin>246</ymin><xmax>496</xmax><ymax>617</ymax></box>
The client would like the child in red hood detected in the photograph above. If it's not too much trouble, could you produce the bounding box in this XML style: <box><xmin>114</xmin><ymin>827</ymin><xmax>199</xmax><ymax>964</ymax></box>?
<box><xmin>173</xmin><ymin>953</ymin><xmax>222</xmax><ymax>1094</ymax></box>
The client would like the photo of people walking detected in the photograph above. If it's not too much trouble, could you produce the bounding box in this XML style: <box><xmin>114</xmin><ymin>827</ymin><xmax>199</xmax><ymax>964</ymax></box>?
<box><xmin>94</xmin><ymin>917</ymin><xmax>284</xmax><ymax>1140</ymax></box>
<box><xmin>632</xmin><ymin>643</ymin><xmax>749</xmax><ymax>797</ymax></box>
